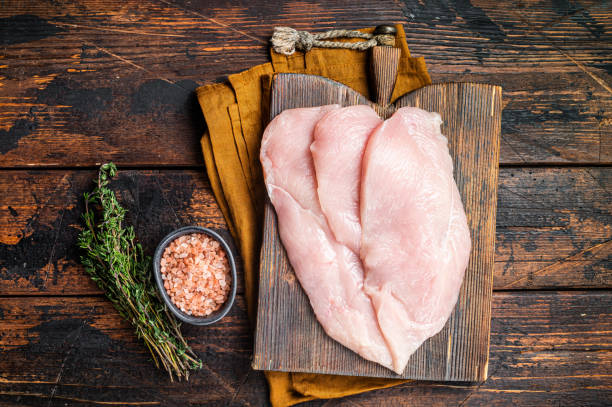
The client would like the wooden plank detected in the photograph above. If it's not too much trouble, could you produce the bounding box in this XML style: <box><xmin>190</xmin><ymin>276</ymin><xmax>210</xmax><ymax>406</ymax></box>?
<box><xmin>538</xmin><ymin>1</ymin><xmax>611</xmax><ymax>60</ymax></box>
<box><xmin>495</xmin><ymin>167</ymin><xmax>612</xmax><ymax>289</ymax></box>
<box><xmin>0</xmin><ymin>291</ymin><xmax>610</xmax><ymax>406</ymax></box>
<box><xmin>0</xmin><ymin>169</ymin><xmax>231</xmax><ymax>296</ymax></box>
<box><xmin>395</xmin><ymin>82</ymin><xmax>500</xmax><ymax>381</ymax></box>
<box><xmin>429</xmin><ymin>71</ymin><xmax>611</xmax><ymax>164</ymax></box>
<box><xmin>333</xmin><ymin>290</ymin><xmax>612</xmax><ymax>407</ymax></box>
<box><xmin>0</xmin><ymin>168</ymin><xmax>609</xmax><ymax>296</ymax></box>
<box><xmin>404</xmin><ymin>0</ymin><xmax>611</xmax><ymax>164</ymax></box>
<box><xmin>508</xmin><ymin>0</ymin><xmax>605</xmax><ymax>28</ymax></box>
<box><xmin>0</xmin><ymin>295</ymin><xmax>265</xmax><ymax>407</ymax></box>
<box><xmin>0</xmin><ymin>1</ymin><xmax>609</xmax><ymax>167</ymax></box>
<box><xmin>400</xmin><ymin>0</ymin><xmax>608</xmax><ymax>73</ymax></box>
<box><xmin>0</xmin><ymin>1</ymin><xmax>608</xmax><ymax>405</ymax></box>
<box><xmin>0</xmin><ymin>0</ymin><xmax>264</xmax><ymax>168</ymax></box>
<box><xmin>254</xmin><ymin>80</ymin><xmax>501</xmax><ymax>380</ymax></box>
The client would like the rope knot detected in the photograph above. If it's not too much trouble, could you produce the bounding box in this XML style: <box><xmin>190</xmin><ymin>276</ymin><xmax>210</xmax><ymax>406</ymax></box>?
<box><xmin>271</xmin><ymin>27</ymin><xmax>314</xmax><ymax>55</ymax></box>
<box><xmin>271</xmin><ymin>26</ymin><xmax>396</xmax><ymax>55</ymax></box>
<box><xmin>297</xmin><ymin>30</ymin><xmax>314</xmax><ymax>52</ymax></box>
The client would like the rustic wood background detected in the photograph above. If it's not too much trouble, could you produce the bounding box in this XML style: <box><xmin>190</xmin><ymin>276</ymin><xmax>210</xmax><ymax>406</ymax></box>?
<box><xmin>0</xmin><ymin>0</ymin><xmax>610</xmax><ymax>406</ymax></box>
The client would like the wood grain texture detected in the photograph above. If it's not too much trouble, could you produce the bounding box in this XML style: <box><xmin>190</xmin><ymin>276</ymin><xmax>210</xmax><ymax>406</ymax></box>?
<box><xmin>370</xmin><ymin>46</ymin><xmax>401</xmax><ymax>106</ymax></box>
<box><xmin>1</xmin><ymin>291</ymin><xmax>610</xmax><ymax>406</ymax></box>
<box><xmin>0</xmin><ymin>167</ymin><xmax>609</xmax><ymax>296</ymax></box>
<box><xmin>0</xmin><ymin>170</ymin><xmax>231</xmax><ymax>296</ymax></box>
<box><xmin>0</xmin><ymin>0</ymin><xmax>609</xmax><ymax>405</ymax></box>
<box><xmin>253</xmin><ymin>78</ymin><xmax>501</xmax><ymax>380</ymax></box>
<box><xmin>429</xmin><ymin>71</ymin><xmax>610</xmax><ymax>164</ymax></box>
<box><xmin>0</xmin><ymin>0</ymin><xmax>609</xmax><ymax>166</ymax></box>
<box><xmin>395</xmin><ymin>82</ymin><xmax>501</xmax><ymax>381</ymax></box>
<box><xmin>495</xmin><ymin>167</ymin><xmax>611</xmax><ymax>290</ymax></box>
<box><xmin>0</xmin><ymin>295</ymin><xmax>264</xmax><ymax>407</ymax></box>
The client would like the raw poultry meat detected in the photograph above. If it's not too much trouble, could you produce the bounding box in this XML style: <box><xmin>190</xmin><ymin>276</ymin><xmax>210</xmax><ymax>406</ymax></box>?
<box><xmin>311</xmin><ymin>106</ymin><xmax>382</xmax><ymax>254</ymax></box>
<box><xmin>260</xmin><ymin>105</ymin><xmax>394</xmax><ymax>370</ymax></box>
<box><xmin>260</xmin><ymin>103</ymin><xmax>471</xmax><ymax>375</ymax></box>
<box><xmin>360</xmin><ymin>107</ymin><xmax>471</xmax><ymax>374</ymax></box>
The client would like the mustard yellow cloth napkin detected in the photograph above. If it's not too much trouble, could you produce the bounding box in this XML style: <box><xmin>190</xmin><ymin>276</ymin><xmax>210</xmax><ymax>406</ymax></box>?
<box><xmin>197</xmin><ymin>24</ymin><xmax>431</xmax><ymax>407</ymax></box>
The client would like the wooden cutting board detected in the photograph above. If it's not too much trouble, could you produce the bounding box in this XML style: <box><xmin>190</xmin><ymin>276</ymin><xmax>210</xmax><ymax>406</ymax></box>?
<box><xmin>253</xmin><ymin>46</ymin><xmax>502</xmax><ymax>381</ymax></box>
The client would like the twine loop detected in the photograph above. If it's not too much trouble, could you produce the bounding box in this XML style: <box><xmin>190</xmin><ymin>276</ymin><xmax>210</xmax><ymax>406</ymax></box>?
<box><xmin>271</xmin><ymin>27</ymin><xmax>395</xmax><ymax>55</ymax></box>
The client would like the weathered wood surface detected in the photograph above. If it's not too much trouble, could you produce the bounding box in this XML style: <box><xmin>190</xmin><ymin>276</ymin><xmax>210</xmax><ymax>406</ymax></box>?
<box><xmin>1</xmin><ymin>291</ymin><xmax>610</xmax><ymax>406</ymax></box>
<box><xmin>0</xmin><ymin>170</ymin><xmax>229</xmax><ymax>295</ymax></box>
<box><xmin>1</xmin><ymin>168</ymin><xmax>610</xmax><ymax>295</ymax></box>
<box><xmin>495</xmin><ymin>166</ymin><xmax>611</xmax><ymax>290</ymax></box>
<box><xmin>370</xmin><ymin>45</ymin><xmax>401</xmax><ymax>107</ymax></box>
<box><xmin>0</xmin><ymin>0</ymin><xmax>609</xmax><ymax>166</ymax></box>
<box><xmin>255</xmin><ymin>80</ymin><xmax>500</xmax><ymax>380</ymax></box>
<box><xmin>1</xmin><ymin>0</ymin><xmax>610</xmax><ymax>405</ymax></box>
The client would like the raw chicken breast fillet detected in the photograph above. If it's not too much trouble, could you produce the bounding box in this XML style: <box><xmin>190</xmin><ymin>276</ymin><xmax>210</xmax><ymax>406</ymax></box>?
<box><xmin>260</xmin><ymin>105</ymin><xmax>394</xmax><ymax>370</ymax></box>
<box><xmin>311</xmin><ymin>105</ymin><xmax>382</xmax><ymax>254</ymax></box>
<box><xmin>360</xmin><ymin>106</ymin><xmax>472</xmax><ymax>374</ymax></box>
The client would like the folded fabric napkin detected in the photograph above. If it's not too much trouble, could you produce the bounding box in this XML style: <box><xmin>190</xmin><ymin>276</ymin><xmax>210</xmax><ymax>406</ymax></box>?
<box><xmin>196</xmin><ymin>24</ymin><xmax>431</xmax><ymax>407</ymax></box>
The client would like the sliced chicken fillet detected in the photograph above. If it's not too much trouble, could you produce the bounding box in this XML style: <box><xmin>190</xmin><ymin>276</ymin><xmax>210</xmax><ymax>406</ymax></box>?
<box><xmin>260</xmin><ymin>105</ymin><xmax>394</xmax><ymax>371</ymax></box>
<box><xmin>311</xmin><ymin>105</ymin><xmax>382</xmax><ymax>254</ymax></box>
<box><xmin>360</xmin><ymin>107</ymin><xmax>472</xmax><ymax>374</ymax></box>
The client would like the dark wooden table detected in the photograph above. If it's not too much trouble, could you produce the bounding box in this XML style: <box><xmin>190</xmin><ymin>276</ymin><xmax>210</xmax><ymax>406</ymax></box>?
<box><xmin>1</xmin><ymin>1</ymin><xmax>610</xmax><ymax>406</ymax></box>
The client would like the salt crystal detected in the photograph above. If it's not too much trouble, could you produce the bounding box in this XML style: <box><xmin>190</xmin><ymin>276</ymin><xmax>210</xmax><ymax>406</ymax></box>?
<box><xmin>160</xmin><ymin>232</ymin><xmax>231</xmax><ymax>318</ymax></box>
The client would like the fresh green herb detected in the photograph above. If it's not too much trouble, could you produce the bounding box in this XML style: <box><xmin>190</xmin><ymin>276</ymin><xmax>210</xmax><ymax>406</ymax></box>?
<box><xmin>78</xmin><ymin>163</ymin><xmax>202</xmax><ymax>381</ymax></box>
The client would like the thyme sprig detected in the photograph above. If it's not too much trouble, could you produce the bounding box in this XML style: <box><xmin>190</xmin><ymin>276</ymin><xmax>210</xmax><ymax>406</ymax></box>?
<box><xmin>78</xmin><ymin>163</ymin><xmax>202</xmax><ymax>381</ymax></box>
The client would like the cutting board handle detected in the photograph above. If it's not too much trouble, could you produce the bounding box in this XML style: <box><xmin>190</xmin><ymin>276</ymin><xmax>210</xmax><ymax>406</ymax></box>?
<box><xmin>369</xmin><ymin>25</ymin><xmax>401</xmax><ymax>108</ymax></box>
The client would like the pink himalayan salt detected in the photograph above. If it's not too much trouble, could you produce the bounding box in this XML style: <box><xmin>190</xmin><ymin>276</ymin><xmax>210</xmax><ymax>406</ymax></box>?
<box><xmin>161</xmin><ymin>233</ymin><xmax>232</xmax><ymax>317</ymax></box>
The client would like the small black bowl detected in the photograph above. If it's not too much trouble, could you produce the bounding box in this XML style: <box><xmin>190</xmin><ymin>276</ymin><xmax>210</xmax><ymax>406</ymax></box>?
<box><xmin>153</xmin><ymin>226</ymin><xmax>237</xmax><ymax>325</ymax></box>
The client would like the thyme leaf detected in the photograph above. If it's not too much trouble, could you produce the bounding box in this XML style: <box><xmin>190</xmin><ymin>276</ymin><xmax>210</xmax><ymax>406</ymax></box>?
<box><xmin>78</xmin><ymin>163</ymin><xmax>202</xmax><ymax>381</ymax></box>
